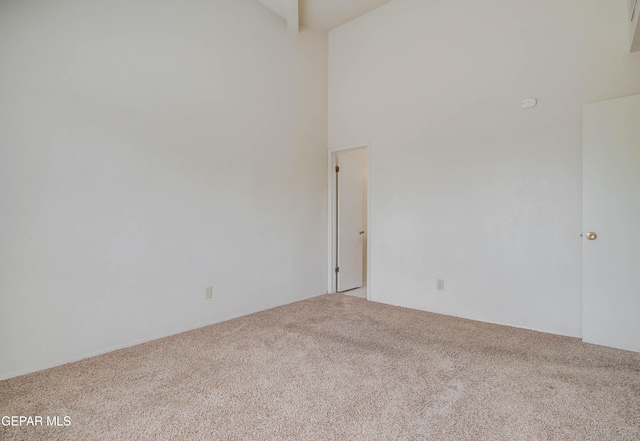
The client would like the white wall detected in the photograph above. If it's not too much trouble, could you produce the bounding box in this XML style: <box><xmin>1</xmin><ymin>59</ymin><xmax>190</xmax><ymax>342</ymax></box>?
<box><xmin>329</xmin><ymin>0</ymin><xmax>640</xmax><ymax>336</ymax></box>
<box><xmin>0</xmin><ymin>0</ymin><xmax>328</xmax><ymax>380</ymax></box>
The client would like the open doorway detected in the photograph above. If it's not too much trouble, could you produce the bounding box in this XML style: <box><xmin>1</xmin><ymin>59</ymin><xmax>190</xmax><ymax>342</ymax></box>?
<box><xmin>328</xmin><ymin>144</ymin><xmax>369</xmax><ymax>299</ymax></box>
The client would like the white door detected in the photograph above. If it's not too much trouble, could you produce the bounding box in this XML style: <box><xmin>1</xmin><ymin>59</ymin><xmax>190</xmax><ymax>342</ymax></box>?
<box><xmin>583</xmin><ymin>94</ymin><xmax>640</xmax><ymax>353</ymax></box>
<box><xmin>336</xmin><ymin>153</ymin><xmax>365</xmax><ymax>292</ymax></box>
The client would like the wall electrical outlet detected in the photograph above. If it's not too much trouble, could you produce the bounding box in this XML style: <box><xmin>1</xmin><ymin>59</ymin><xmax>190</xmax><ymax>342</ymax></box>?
<box><xmin>204</xmin><ymin>286</ymin><xmax>213</xmax><ymax>299</ymax></box>
<box><xmin>437</xmin><ymin>279</ymin><xmax>445</xmax><ymax>291</ymax></box>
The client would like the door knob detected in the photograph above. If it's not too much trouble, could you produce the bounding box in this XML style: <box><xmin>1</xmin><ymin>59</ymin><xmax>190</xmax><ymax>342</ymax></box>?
<box><xmin>586</xmin><ymin>232</ymin><xmax>598</xmax><ymax>240</ymax></box>
<box><xmin>359</xmin><ymin>231</ymin><xmax>365</xmax><ymax>235</ymax></box>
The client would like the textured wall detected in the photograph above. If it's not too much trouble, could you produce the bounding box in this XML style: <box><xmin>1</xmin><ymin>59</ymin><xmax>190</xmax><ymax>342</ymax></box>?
<box><xmin>0</xmin><ymin>0</ymin><xmax>328</xmax><ymax>379</ymax></box>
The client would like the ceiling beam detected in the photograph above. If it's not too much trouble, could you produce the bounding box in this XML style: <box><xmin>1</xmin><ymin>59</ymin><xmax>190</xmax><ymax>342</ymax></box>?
<box><xmin>631</xmin><ymin>0</ymin><xmax>640</xmax><ymax>52</ymax></box>
<box><xmin>287</xmin><ymin>0</ymin><xmax>299</xmax><ymax>33</ymax></box>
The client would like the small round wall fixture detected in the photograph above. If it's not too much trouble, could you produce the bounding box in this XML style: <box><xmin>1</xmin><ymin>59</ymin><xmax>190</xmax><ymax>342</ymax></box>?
<box><xmin>521</xmin><ymin>98</ymin><xmax>537</xmax><ymax>109</ymax></box>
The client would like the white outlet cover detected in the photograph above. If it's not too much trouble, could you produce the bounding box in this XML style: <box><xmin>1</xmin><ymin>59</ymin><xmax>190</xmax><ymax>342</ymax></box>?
<box><xmin>521</xmin><ymin>98</ymin><xmax>537</xmax><ymax>109</ymax></box>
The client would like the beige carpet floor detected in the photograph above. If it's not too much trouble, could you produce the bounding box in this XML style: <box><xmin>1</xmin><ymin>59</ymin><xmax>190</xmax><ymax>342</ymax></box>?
<box><xmin>1</xmin><ymin>294</ymin><xmax>639</xmax><ymax>440</ymax></box>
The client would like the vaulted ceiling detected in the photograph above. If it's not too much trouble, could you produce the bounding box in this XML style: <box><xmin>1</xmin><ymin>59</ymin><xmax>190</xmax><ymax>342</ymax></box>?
<box><xmin>257</xmin><ymin>0</ymin><xmax>392</xmax><ymax>32</ymax></box>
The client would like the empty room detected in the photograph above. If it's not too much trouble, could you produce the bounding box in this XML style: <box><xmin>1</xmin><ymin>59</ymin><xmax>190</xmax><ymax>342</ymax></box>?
<box><xmin>1</xmin><ymin>0</ymin><xmax>639</xmax><ymax>439</ymax></box>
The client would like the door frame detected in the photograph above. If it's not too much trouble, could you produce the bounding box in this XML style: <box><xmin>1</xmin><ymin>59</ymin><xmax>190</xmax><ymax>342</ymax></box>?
<box><xmin>327</xmin><ymin>142</ymin><xmax>371</xmax><ymax>299</ymax></box>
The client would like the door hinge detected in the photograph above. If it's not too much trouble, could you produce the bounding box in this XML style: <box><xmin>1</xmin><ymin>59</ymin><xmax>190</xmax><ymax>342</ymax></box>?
<box><xmin>335</xmin><ymin>166</ymin><xmax>340</xmax><ymax>173</ymax></box>
<box><xmin>335</xmin><ymin>267</ymin><xmax>340</xmax><ymax>273</ymax></box>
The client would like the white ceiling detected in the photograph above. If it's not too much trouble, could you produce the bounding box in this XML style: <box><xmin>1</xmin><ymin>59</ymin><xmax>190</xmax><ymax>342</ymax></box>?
<box><xmin>257</xmin><ymin>0</ymin><xmax>392</xmax><ymax>31</ymax></box>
